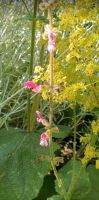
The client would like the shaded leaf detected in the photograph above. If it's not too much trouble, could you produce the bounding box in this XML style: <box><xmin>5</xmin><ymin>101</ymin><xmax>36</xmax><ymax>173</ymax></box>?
<box><xmin>79</xmin><ymin>165</ymin><xmax>99</xmax><ymax>200</ymax></box>
<box><xmin>33</xmin><ymin>174</ymin><xmax>57</xmax><ymax>200</ymax></box>
<box><xmin>0</xmin><ymin>128</ymin><xmax>58</xmax><ymax>200</ymax></box>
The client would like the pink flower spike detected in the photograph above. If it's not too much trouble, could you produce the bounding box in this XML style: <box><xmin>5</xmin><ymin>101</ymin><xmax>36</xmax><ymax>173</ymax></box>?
<box><xmin>48</xmin><ymin>31</ymin><xmax>54</xmax><ymax>41</ymax></box>
<box><xmin>24</xmin><ymin>81</ymin><xmax>37</xmax><ymax>89</ymax></box>
<box><xmin>36</xmin><ymin>111</ymin><xmax>44</xmax><ymax>123</ymax></box>
<box><xmin>47</xmin><ymin>31</ymin><xmax>56</xmax><ymax>52</ymax></box>
<box><xmin>36</xmin><ymin>111</ymin><xmax>49</xmax><ymax>126</ymax></box>
<box><xmin>40</xmin><ymin>133</ymin><xmax>49</xmax><ymax>147</ymax></box>
<box><xmin>48</xmin><ymin>42</ymin><xmax>56</xmax><ymax>52</ymax></box>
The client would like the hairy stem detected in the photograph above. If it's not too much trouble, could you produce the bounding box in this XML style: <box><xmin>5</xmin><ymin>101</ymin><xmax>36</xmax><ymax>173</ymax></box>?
<box><xmin>48</xmin><ymin>7</ymin><xmax>67</xmax><ymax>200</ymax></box>
<box><xmin>48</xmin><ymin>7</ymin><xmax>54</xmax><ymax>127</ymax></box>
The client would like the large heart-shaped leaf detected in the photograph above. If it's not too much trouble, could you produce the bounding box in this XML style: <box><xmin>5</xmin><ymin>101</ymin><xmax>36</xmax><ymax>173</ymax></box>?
<box><xmin>0</xmin><ymin>128</ymin><xmax>58</xmax><ymax>200</ymax></box>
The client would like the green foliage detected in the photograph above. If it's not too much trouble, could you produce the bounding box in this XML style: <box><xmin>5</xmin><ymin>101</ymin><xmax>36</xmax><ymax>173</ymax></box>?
<box><xmin>47</xmin><ymin>196</ymin><xmax>63</xmax><ymax>200</ymax></box>
<box><xmin>0</xmin><ymin>1</ymin><xmax>99</xmax><ymax>200</ymax></box>
<box><xmin>53</xmin><ymin>125</ymin><xmax>70</xmax><ymax>139</ymax></box>
<box><xmin>55</xmin><ymin>160</ymin><xmax>90</xmax><ymax>199</ymax></box>
<box><xmin>47</xmin><ymin>162</ymin><xmax>99</xmax><ymax>200</ymax></box>
<box><xmin>40</xmin><ymin>0</ymin><xmax>99</xmax><ymax>111</ymax></box>
<box><xmin>0</xmin><ymin>128</ymin><xmax>58</xmax><ymax>200</ymax></box>
<box><xmin>82</xmin><ymin>165</ymin><xmax>99</xmax><ymax>200</ymax></box>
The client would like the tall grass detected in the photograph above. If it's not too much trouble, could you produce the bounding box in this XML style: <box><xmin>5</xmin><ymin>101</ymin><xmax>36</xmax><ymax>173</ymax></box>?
<box><xmin>0</xmin><ymin>3</ymin><xmax>34</xmax><ymax>129</ymax></box>
<box><xmin>0</xmin><ymin>2</ymin><xmax>50</xmax><ymax>129</ymax></box>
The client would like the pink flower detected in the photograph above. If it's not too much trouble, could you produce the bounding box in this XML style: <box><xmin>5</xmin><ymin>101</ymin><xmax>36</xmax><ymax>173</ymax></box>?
<box><xmin>24</xmin><ymin>81</ymin><xmax>42</xmax><ymax>93</ymax></box>
<box><xmin>24</xmin><ymin>81</ymin><xmax>37</xmax><ymax>88</ymax></box>
<box><xmin>32</xmin><ymin>85</ymin><xmax>42</xmax><ymax>93</ymax></box>
<box><xmin>40</xmin><ymin>133</ymin><xmax>49</xmax><ymax>147</ymax></box>
<box><xmin>48</xmin><ymin>31</ymin><xmax>54</xmax><ymax>41</ymax></box>
<box><xmin>36</xmin><ymin>111</ymin><xmax>49</xmax><ymax>127</ymax></box>
<box><xmin>48</xmin><ymin>31</ymin><xmax>56</xmax><ymax>52</ymax></box>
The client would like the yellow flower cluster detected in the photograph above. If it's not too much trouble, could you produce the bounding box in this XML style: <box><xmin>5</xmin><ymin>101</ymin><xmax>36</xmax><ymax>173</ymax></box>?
<box><xmin>82</xmin><ymin>144</ymin><xmax>96</xmax><ymax>165</ymax></box>
<box><xmin>32</xmin><ymin>66</ymin><xmax>44</xmax><ymax>83</ymax></box>
<box><xmin>33</xmin><ymin>1</ymin><xmax>98</xmax><ymax>112</ymax></box>
<box><xmin>80</xmin><ymin>134</ymin><xmax>91</xmax><ymax>144</ymax></box>
<box><xmin>91</xmin><ymin>119</ymin><xmax>99</xmax><ymax>135</ymax></box>
<box><xmin>85</xmin><ymin>62</ymin><xmax>94</xmax><ymax>76</ymax></box>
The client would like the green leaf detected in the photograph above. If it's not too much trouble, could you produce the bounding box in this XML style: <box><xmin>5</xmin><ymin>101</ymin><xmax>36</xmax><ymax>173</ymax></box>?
<box><xmin>47</xmin><ymin>195</ymin><xmax>63</xmax><ymax>200</ymax></box>
<box><xmin>55</xmin><ymin>160</ymin><xmax>91</xmax><ymax>200</ymax></box>
<box><xmin>79</xmin><ymin>165</ymin><xmax>99</xmax><ymax>200</ymax></box>
<box><xmin>0</xmin><ymin>128</ymin><xmax>58</xmax><ymax>200</ymax></box>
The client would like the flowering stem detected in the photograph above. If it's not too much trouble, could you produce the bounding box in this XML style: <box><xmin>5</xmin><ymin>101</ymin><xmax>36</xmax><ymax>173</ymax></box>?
<box><xmin>51</xmin><ymin>160</ymin><xmax>67</xmax><ymax>200</ymax></box>
<box><xmin>48</xmin><ymin>7</ymin><xmax>67</xmax><ymax>200</ymax></box>
<box><xmin>48</xmin><ymin>7</ymin><xmax>54</xmax><ymax>127</ymax></box>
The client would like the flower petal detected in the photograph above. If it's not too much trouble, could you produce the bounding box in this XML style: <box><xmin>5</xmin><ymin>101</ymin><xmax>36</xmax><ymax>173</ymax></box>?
<box><xmin>24</xmin><ymin>81</ymin><xmax>37</xmax><ymax>88</ymax></box>
<box><xmin>40</xmin><ymin>133</ymin><xmax>49</xmax><ymax>147</ymax></box>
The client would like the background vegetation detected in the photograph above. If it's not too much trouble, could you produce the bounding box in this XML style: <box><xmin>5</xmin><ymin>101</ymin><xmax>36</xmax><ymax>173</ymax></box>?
<box><xmin>0</xmin><ymin>1</ymin><xmax>99</xmax><ymax>200</ymax></box>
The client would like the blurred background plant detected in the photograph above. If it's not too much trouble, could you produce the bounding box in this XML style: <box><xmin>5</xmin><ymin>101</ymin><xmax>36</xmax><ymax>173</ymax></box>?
<box><xmin>0</xmin><ymin>0</ymin><xmax>47</xmax><ymax>129</ymax></box>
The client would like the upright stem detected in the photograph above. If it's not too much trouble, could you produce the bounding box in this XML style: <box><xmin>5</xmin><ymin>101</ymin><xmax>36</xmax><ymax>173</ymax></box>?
<box><xmin>48</xmin><ymin>7</ymin><xmax>54</xmax><ymax>159</ymax></box>
<box><xmin>48</xmin><ymin>7</ymin><xmax>54</xmax><ymax>127</ymax></box>
<box><xmin>48</xmin><ymin>6</ymin><xmax>54</xmax><ymax>165</ymax></box>
<box><xmin>27</xmin><ymin>0</ymin><xmax>38</xmax><ymax>132</ymax></box>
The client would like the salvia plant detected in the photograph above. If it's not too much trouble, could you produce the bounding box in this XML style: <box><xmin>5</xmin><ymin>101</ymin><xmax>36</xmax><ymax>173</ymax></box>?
<box><xmin>0</xmin><ymin>0</ymin><xmax>99</xmax><ymax>200</ymax></box>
